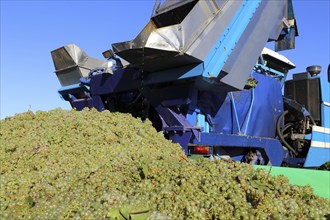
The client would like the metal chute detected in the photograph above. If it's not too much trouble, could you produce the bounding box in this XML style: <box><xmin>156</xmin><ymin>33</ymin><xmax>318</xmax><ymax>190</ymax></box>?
<box><xmin>112</xmin><ymin>0</ymin><xmax>298</xmax><ymax>90</ymax></box>
<box><xmin>51</xmin><ymin>44</ymin><xmax>108</xmax><ymax>86</ymax></box>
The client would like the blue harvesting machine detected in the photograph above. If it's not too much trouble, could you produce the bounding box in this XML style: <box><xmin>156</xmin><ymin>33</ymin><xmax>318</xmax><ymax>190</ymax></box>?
<box><xmin>51</xmin><ymin>0</ymin><xmax>330</xmax><ymax>168</ymax></box>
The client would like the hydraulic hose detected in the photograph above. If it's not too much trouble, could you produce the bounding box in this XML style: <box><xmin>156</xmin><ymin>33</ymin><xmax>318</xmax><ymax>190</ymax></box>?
<box><xmin>281</xmin><ymin>122</ymin><xmax>293</xmax><ymax>134</ymax></box>
<box><xmin>276</xmin><ymin>110</ymin><xmax>298</xmax><ymax>156</ymax></box>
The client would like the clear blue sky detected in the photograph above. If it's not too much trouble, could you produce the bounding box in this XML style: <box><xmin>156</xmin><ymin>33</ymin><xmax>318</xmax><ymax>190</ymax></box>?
<box><xmin>1</xmin><ymin>1</ymin><xmax>329</xmax><ymax>119</ymax></box>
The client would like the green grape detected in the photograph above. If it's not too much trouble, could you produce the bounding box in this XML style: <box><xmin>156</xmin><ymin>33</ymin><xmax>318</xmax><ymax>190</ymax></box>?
<box><xmin>1</xmin><ymin>108</ymin><xmax>329</xmax><ymax>219</ymax></box>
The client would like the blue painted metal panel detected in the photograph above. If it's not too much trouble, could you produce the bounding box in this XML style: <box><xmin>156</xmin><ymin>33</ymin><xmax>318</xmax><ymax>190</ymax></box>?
<box><xmin>320</xmin><ymin>77</ymin><xmax>330</xmax><ymax>103</ymax></box>
<box><xmin>90</xmin><ymin>68</ymin><xmax>140</xmax><ymax>95</ymax></box>
<box><xmin>309</xmin><ymin>129</ymin><xmax>330</xmax><ymax>142</ymax></box>
<box><xmin>91</xmin><ymin>96</ymin><xmax>105</xmax><ymax>112</ymax></box>
<box><xmin>304</xmin><ymin>148</ymin><xmax>330</xmax><ymax>167</ymax></box>
<box><xmin>58</xmin><ymin>83</ymin><xmax>89</xmax><ymax>101</ymax></box>
<box><xmin>58</xmin><ymin>83</ymin><xmax>88</xmax><ymax>95</ymax></box>
<box><xmin>197</xmin><ymin>113</ymin><xmax>210</xmax><ymax>133</ymax></box>
<box><xmin>304</xmin><ymin>126</ymin><xmax>330</xmax><ymax>167</ymax></box>
<box><xmin>58</xmin><ymin>83</ymin><xmax>84</xmax><ymax>92</ymax></box>
<box><xmin>186</xmin><ymin>112</ymin><xmax>197</xmax><ymax>129</ymax></box>
<box><xmin>144</xmin><ymin>63</ymin><xmax>204</xmax><ymax>85</ymax></box>
<box><xmin>71</xmin><ymin>99</ymin><xmax>93</xmax><ymax>111</ymax></box>
<box><xmin>203</xmin><ymin>0</ymin><xmax>262</xmax><ymax>78</ymax></box>
<box><xmin>210</xmin><ymin>72</ymin><xmax>283</xmax><ymax>138</ymax></box>
<box><xmin>170</xmin><ymin>132</ymin><xmax>193</xmax><ymax>155</ymax></box>
<box><xmin>319</xmin><ymin>77</ymin><xmax>330</xmax><ymax>128</ymax></box>
<box><xmin>321</xmin><ymin>103</ymin><xmax>330</xmax><ymax>128</ymax></box>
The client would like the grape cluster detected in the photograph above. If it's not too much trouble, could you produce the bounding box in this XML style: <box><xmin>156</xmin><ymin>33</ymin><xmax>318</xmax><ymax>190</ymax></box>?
<box><xmin>1</xmin><ymin>109</ymin><xmax>329</xmax><ymax>219</ymax></box>
<box><xmin>319</xmin><ymin>161</ymin><xmax>330</xmax><ymax>171</ymax></box>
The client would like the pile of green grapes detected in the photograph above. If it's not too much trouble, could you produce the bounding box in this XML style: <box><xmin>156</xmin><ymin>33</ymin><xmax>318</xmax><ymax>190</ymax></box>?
<box><xmin>1</xmin><ymin>109</ymin><xmax>329</xmax><ymax>219</ymax></box>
